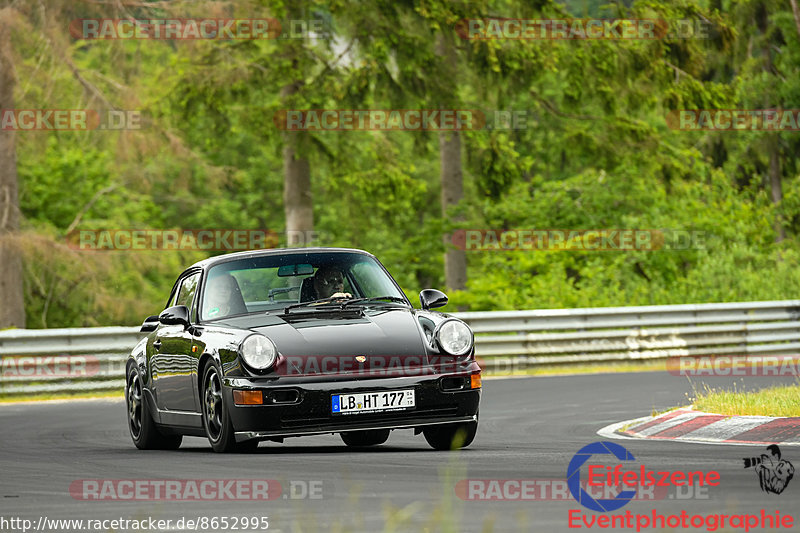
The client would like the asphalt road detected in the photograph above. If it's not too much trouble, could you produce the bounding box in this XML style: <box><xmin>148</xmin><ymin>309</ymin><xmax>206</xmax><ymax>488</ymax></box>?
<box><xmin>1</xmin><ymin>372</ymin><xmax>798</xmax><ymax>533</ymax></box>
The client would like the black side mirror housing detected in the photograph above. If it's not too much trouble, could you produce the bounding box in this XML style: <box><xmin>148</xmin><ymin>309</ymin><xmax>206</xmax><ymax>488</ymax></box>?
<box><xmin>159</xmin><ymin>305</ymin><xmax>191</xmax><ymax>328</ymax></box>
<box><xmin>419</xmin><ymin>289</ymin><xmax>448</xmax><ymax>310</ymax></box>
<box><xmin>140</xmin><ymin>315</ymin><xmax>160</xmax><ymax>333</ymax></box>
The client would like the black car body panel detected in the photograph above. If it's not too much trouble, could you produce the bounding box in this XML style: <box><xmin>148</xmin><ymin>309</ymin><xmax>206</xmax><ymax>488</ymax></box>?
<box><xmin>126</xmin><ymin>248</ymin><xmax>481</xmax><ymax>451</ymax></box>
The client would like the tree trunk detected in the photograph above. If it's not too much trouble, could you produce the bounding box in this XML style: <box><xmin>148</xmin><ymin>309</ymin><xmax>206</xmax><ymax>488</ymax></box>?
<box><xmin>768</xmin><ymin>137</ymin><xmax>785</xmax><ymax>242</ymax></box>
<box><xmin>280</xmin><ymin>72</ymin><xmax>313</xmax><ymax>247</ymax></box>
<box><xmin>761</xmin><ymin>39</ymin><xmax>784</xmax><ymax>243</ymax></box>
<box><xmin>790</xmin><ymin>0</ymin><xmax>800</xmax><ymax>40</ymax></box>
<box><xmin>0</xmin><ymin>10</ymin><xmax>26</xmax><ymax>328</ymax></box>
<box><xmin>436</xmin><ymin>34</ymin><xmax>466</xmax><ymax>292</ymax></box>
<box><xmin>282</xmin><ymin>131</ymin><xmax>313</xmax><ymax>245</ymax></box>
<box><xmin>439</xmin><ymin>130</ymin><xmax>467</xmax><ymax>291</ymax></box>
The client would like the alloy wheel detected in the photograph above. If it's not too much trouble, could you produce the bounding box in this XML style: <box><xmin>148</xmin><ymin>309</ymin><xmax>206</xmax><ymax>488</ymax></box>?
<box><xmin>204</xmin><ymin>370</ymin><xmax>224</xmax><ymax>440</ymax></box>
<box><xmin>127</xmin><ymin>372</ymin><xmax>143</xmax><ymax>439</ymax></box>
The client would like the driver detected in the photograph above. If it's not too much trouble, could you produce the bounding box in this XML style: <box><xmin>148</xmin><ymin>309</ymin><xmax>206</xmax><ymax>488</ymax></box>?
<box><xmin>312</xmin><ymin>266</ymin><xmax>352</xmax><ymax>300</ymax></box>
<box><xmin>204</xmin><ymin>274</ymin><xmax>242</xmax><ymax>318</ymax></box>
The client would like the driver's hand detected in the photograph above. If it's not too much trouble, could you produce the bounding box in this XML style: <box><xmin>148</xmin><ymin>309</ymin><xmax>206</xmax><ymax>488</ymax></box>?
<box><xmin>331</xmin><ymin>292</ymin><xmax>352</xmax><ymax>299</ymax></box>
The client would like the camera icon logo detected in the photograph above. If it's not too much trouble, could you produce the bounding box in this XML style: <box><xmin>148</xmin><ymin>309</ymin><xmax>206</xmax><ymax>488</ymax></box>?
<box><xmin>743</xmin><ymin>444</ymin><xmax>794</xmax><ymax>495</ymax></box>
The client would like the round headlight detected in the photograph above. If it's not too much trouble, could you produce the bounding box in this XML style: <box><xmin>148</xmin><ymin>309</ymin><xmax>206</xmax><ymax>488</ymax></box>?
<box><xmin>240</xmin><ymin>335</ymin><xmax>277</xmax><ymax>370</ymax></box>
<box><xmin>436</xmin><ymin>319</ymin><xmax>473</xmax><ymax>356</ymax></box>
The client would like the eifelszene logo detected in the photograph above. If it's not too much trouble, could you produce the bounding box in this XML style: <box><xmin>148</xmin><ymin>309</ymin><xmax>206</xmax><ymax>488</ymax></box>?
<box><xmin>743</xmin><ymin>445</ymin><xmax>795</xmax><ymax>495</ymax></box>
<box><xmin>567</xmin><ymin>441</ymin><xmax>721</xmax><ymax>512</ymax></box>
<box><xmin>567</xmin><ymin>441</ymin><xmax>637</xmax><ymax>512</ymax></box>
<box><xmin>566</xmin><ymin>441</ymin><xmax>796</xmax><ymax>530</ymax></box>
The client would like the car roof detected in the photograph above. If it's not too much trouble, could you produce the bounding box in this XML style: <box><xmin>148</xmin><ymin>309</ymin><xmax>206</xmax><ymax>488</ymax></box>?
<box><xmin>185</xmin><ymin>247</ymin><xmax>377</xmax><ymax>272</ymax></box>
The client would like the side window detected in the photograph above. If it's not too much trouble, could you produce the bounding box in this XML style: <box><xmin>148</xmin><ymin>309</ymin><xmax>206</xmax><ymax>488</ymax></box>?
<box><xmin>166</xmin><ymin>287</ymin><xmax>178</xmax><ymax>309</ymax></box>
<box><xmin>175</xmin><ymin>273</ymin><xmax>200</xmax><ymax>318</ymax></box>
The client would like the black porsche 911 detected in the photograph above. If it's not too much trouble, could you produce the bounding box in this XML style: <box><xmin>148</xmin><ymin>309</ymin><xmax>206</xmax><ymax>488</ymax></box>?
<box><xmin>125</xmin><ymin>248</ymin><xmax>481</xmax><ymax>452</ymax></box>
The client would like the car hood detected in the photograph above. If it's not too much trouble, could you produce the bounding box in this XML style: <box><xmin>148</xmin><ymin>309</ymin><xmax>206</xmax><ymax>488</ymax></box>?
<box><xmin>215</xmin><ymin>308</ymin><xmax>430</xmax><ymax>376</ymax></box>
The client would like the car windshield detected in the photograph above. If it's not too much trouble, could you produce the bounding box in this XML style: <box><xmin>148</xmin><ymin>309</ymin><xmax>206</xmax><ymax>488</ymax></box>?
<box><xmin>200</xmin><ymin>252</ymin><xmax>407</xmax><ymax>321</ymax></box>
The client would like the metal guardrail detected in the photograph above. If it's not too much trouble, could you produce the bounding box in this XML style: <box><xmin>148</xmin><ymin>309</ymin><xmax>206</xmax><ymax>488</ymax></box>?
<box><xmin>459</xmin><ymin>300</ymin><xmax>800</xmax><ymax>370</ymax></box>
<box><xmin>0</xmin><ymin>327</ymin><xmax>139</xmax><ymax>395</ymax></box>
<box><xmin>1</xmin><ymin>300</ymin><xmax>799</xmax><ymax>395</ymax></box>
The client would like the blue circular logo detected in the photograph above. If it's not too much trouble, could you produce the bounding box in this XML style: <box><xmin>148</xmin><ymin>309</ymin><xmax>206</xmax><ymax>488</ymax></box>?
<box><xmin>567</xmin><ymin>441</ymin><xmax>637</xmax><ymax>512</ymax></box>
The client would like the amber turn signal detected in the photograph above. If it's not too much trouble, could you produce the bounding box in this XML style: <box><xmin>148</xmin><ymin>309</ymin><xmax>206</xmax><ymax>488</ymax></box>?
<box><xmin>233</xmin><ymin>390</ymin><xmax>263</xmax><ymax>405</ymax></box>
<box><xmin>470</xmin><ymin>373</ymin><xmax>482</xmax><ymax>389</ymax></box>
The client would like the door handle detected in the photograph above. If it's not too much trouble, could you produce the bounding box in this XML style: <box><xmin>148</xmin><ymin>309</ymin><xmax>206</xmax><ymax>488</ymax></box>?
<box><xmin>153</xmin><ymin>339</ymin><xmax>162</xmax><ymax>351</ymax></box>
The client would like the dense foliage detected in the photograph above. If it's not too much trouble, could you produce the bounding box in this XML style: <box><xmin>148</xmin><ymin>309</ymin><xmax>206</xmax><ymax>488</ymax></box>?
<box><xmin>6</xmin><ymin>0</ymin><xmax>800</xmax><ymax>327</ymax></box>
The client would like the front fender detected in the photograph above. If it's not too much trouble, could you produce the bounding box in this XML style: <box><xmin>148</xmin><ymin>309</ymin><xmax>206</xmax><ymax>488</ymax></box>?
<box><xmin>128</xmin><ymin>336</ymin><xmax>149</xmax><ymax>381</ymax></box>
<box><xmin>126</xmin><ymin>337</ymin><xmax>161</xmax><ymax>424</ymax></box>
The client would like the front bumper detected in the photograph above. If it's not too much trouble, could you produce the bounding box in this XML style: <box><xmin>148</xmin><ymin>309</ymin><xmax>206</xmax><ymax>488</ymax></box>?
<box><xmin>222</xmin><ymin>368</ymin><xmax>481</xmax><ymax>442</ymax></box>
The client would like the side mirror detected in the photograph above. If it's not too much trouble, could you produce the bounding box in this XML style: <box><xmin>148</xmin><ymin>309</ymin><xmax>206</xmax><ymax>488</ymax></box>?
<box><xmin>140</xmin><ymin>315</ymin><xmax>160</xmax><ymax>333</ymax></box>
<box><xmin>419</xmin><ymin>289</ymin><xmax>448</xmax><ymax>310</ymax></box>
<box><xmin>159</xmin><ymin>305</ymin><xmax>190</xmax><ymax>328</ymax></box>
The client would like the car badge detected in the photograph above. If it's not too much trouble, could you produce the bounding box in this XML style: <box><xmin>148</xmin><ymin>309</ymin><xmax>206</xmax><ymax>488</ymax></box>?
<box><xmin>355</xmin><ymin>355</ymin><xmax>367</xmax><ymax>363</ymax></box>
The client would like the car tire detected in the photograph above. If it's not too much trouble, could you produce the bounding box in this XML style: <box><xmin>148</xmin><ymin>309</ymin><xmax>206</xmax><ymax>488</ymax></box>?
<box><xmin>201</xmin><ymin>360</ymin><xmax>254</xmax><ymax>453</ymax></box>
<box><xmin>126</xmin><ymin>366</ymin><xmax>182</xmax><ymax>450</ymax></box>
<box><xmin>422</xmin><ymin>415</ymin><xmax>478</xmax><ymax>450</ymax></box>
<box><xmin>340</xmin><ymin>429</ymin><xmax>390</xmax><ymax>447</ymax></box>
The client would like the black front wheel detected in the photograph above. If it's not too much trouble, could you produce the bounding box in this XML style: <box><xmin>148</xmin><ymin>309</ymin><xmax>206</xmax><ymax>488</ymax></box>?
<box><xmin>340</xmin><ymin>429</ymin><xmax>390</xmax><ymax>447</ymax></box>
<box><xmin>126</xmin><ymin>366</ymin><xmax>182</xmax><ymax>450</ymax></box>
<box><xmin>201</xmin><ymin>361</ymin><xmax>257</xmax><ymax>453</ymax></box>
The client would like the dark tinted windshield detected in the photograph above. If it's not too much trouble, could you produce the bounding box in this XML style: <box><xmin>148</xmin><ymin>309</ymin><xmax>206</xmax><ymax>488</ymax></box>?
<box><xmin>200</xmin><ymin>252</ymin><xmax>406</xmax><ymax>320</ymax></box>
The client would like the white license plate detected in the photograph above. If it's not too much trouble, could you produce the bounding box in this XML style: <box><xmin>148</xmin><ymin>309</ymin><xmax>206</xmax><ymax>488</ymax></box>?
<box><xmin>332</xmin><ymin>389</ymin><xmax>415</xmax><ymax>415</ymax></box>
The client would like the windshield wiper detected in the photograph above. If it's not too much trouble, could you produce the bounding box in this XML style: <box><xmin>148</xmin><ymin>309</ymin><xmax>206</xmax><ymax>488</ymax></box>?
<box><xmin>282</xmin><ymin>295</ymin><xmax>408</xmax><ymax>314</ymax></box>
<box><xmin>342</xmin><ymin>296</ymin><xmax>409</xmax><ymax>308</ymax></box>
<box><xmin>282</xmin><ymin>297</ymin><xmax>352</xmax><ymax>315</ymax></box>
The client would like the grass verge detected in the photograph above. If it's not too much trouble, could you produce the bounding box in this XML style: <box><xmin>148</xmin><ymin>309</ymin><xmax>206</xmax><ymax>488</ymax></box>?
<box><xmin>0</xmin><ymin>389</ymin><xmax>122</xmax><ymax>404</ymax></box>
<box><xmin>691</xmin><ymin>382</ymin><xmax>800</xmax><ymax>417</ymax></box>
